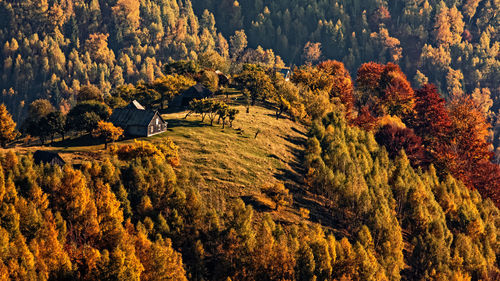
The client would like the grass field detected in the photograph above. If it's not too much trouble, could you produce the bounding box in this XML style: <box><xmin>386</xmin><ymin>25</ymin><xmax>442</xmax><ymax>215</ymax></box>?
<box><xmin>161</xmin><ymin>93</ymin><xmax>309</xmax><ymax>221</ymax></box>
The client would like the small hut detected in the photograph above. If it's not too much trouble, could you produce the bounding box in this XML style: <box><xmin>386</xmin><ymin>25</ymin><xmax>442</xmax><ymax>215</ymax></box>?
<box><xmin>33</xmin><ymin>151</ymin><xmax>66</xmax><ymax>166</ymax></box>
<box><xmin>168</xmin><ymin>83</ymin><xmax>213</xmax><ymax>112</ymax></box>
<box><xmin>215</xmin><ymin>70</ymin><xmax>230</xmax><ymax>87</ymax></box>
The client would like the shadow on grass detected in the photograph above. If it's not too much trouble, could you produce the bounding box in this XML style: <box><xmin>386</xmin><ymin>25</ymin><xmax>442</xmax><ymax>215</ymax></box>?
<box><xmin>50</xmin><ymin>134</ymin><xmax>144</xmax><ymax>149</ymax></box>
<box><xmin>291</xmin><ymin>126</ymin><xmax>307</xmax><ymax>137</ymax></box>
<box><xmin>265</xmin><ymin>113</ymin><xmax>297</xmax><ymax>122</ymax></box>
<box><xmin>165</xmin><ymin>118</ymin><xmax>211</xmax><ymax>129</ymax></box>
<box><xmin>50</xmin><ymin>134</ymin><xmax>102</xmax><ymax>148</ymax></box>
<box><xmin>284</xmin><ymin>134</ymin><xmax>306</xmax><ymax>147</ymax></box>
<box><xmin>241</xmin><ymin>195</ymin><xmax>274</xmax><ymax>212</ymax></box>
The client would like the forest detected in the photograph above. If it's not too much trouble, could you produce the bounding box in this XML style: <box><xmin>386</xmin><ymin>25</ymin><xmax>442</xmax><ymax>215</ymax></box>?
<box><xmin>0</xmin><ymin>0</ymin><xmax>498</xmax><ymax>280</ymax></box>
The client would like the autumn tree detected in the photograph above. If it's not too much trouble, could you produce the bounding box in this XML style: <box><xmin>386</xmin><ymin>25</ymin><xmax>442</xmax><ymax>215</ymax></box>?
<box><xmin>375</xmin><ymin>124</ymin><xmax>428</xmax><ymax>168</ymax></box>
<box><xmin>133</xmin><ymin>81</ymin><xmax>161</xmax><ymax>108</ymax></box>
<box><xmin>164</xmin><ymin>60</ymin><xmax>200</xmax><ymax>76</ymax></box>
<box><xmin>85</xmin><ymin>33</ymin><xmax>114</xmax><ymax>64</ymax></box>
<box><xmin>352</xmin><ymin>106</ymin><xmax>378</xmax><ymax>132</ymax></box>
<box><xmin>43</xmin><ymin>111</ymin><xmax>66</xmax><ymax>143</ymax></box>
<box><xmin>446</xmin><ymin>96</ymin><xmax>492</xmax><ymax>184</ymax></box>
<box><xmin>0</xmin><ymin>104</ymin><xmax>18</xmax><ymax>147</ymax></box>
<box><xmin>216</xmin><ymin>103</ymin><xmax>230</xmax><ymax>129</ymax></box>
<box><xmin>112</xmin><ymin>0</ymin><xmax>141</xmax><ymax>43</ymax></box>
<box><xmin>229</xmin><ymin>30</ymin><xmax>248</xmax><ymax>59</ymax></box>
<box><xmin>23</xmin><ymin>99</ymin><xmax>55</xmax><ymax>145</ymax></box>
<box><xmin>227</xmin><ymin>108</ymin><xmax>239</xmax><ymax>128</ymax></box>
<box><xmin>317</xmin><ymin>60</ymin><xmax>354</xmax><ymax>114</ymax></box>
<box><xmin>408</xmin><ymin>84</ymin><xmax>451</xmax><ymax>151</ymax></box>
<box><xmin>270</xmin><ymin>78</ymin><xmax>301</xmax><ymax>120</ymax></box>
<box><xmin>303</xmin><ymin>42</ymin><xmax>322</xmax><ymax>64</ymax></box>
<box><xmin>234</xmin><ymin>64</ymin><xmax>275</xmax><ymax>105</ymax></box>
<box><xmin>378</xmin><ymin>63</ymin><xmax>415</xmax><ymax>118</ymax></box>
<box><xmin>135</xmin><ymin>233</ymin><xmax>188</xmax><ymax>281</ymax></box>
<box><xmin>152</xmin><ymin>74</ymin><xmax>196</xmax><ymax>110</ymax></box>
<box><xmin>92</xmin><ymin>121</ymin><xmax>124</xmax><ymax>149</ymax></box>
<box><xmin>197</xmin><ymin>70</ymin><xmax>219</xmax><ymax>93</ymax></box>
<box><xmin>356</xmin><ymin>62</ymin><xmax>385</xmax><ymax>96</ymax></box>
<box><xmin>77</xmin><ymin>85</ymin><xmax>104</xmax><ymax>103</ymax></box>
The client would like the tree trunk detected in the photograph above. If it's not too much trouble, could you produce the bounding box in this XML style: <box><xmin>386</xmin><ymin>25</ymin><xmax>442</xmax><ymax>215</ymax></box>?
<box><xmin>104</xmin><ymin>141</ymin><xmax>108</xmax><ymax>149</ymax></box>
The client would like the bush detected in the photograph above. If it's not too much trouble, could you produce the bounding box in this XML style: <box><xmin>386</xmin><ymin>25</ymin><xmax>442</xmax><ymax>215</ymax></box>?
<box><xmin>263</xmin><ymin>183</ymin><xmax>293</xmax><ymax>210</ymax></box>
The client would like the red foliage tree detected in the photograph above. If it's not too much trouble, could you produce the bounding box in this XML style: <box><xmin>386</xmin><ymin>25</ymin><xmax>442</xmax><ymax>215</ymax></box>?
<box><xmin>378</xmin><ymin>63</ymin><xmax>415</xmax><ymax>118</ymax></box>
<box><xmin>375</xmin><ymin>124</ymin><xmax>428</xmax><ymax>168</ymax></box>
<box><xmin>356</xmin><ymin>62</ymin><xmax>385</xmax><ymax>96</ymax></box>
<box><xmin>447</xmin><ymin>97</ymin><xmax>493</xmax><ymax>184</ymax></box>
<box><xmin>471</xmin><ymin>160</ymin><xmax>500</xmax><ymax>206</ymax></box>
<box><xmin>352</xmin><ymin>106</ymin><xmax>378</xmax><ymax>131</ymax></box>
<box><xmin>408</xmin><ymin>85</ymin><xmax>500</xmax><ymax>207</ymax></box>
<box><xmin>409</xmin><ymin>84</ymin><xmax>452</xmax><ymax>149</ymax></box>
<box><xmin>356</xmin><ymin>62</ymin><xmax>414</xmax><ymax>119</ymax></box>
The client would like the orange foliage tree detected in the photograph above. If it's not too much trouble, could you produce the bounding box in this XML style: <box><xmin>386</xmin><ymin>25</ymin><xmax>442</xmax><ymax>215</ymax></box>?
<box><xmin>292</xmin><ymin>60</ymin><xmax>354</xmax><ymax>117</ymax></box>
<box><xmin>378</xmin><ymin>63</ymin><xmax>415</xmax><ymax>118</ymax></box>
<box><xmin>92</xmin><ymin>121</ymin><xmax>124</xmax><ymax>149</ymax></box>
<box><xmin>317</xmin><ymin>60</ymin><xmax>354</xmax><ymax>114</ymax></box>
<box><xmin>446</xmin><ymin>97</ymin><xmax>499</xmax><ymax>204</ymax></box>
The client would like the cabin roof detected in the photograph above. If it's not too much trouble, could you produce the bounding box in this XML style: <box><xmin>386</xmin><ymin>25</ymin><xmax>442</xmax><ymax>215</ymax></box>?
<box><xmin>33</xmin><ymin>150</ymin><xmax>65</xmax><ymax>166</ymax></box>
<box><xmin>109</xmin><ymin>101</ymin><xmax>166</xmax><ymax>127</ymax></box>
<box><xmin>125</xmin><ymin>100</ymin><xmax>145</xmax><ymax>110</ymax></box>
<box><xmin>186</xmin><ymin>83</ymin><xmax>212</xmax><ymax>96</ymax></box>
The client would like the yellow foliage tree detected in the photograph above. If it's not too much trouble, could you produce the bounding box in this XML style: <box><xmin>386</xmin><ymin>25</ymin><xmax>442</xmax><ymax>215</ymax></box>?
<box><xmin>0</xmin><ymin>104</ymin><xmax>18</xmax><ymax>148</ymax></box>
<box><xmin>151</xmin><ymin>74</ymin><xmax>196</xmax><ymax>110</ymax></box>
<box><xmin>92</xmin><ymin>121</ymin><xmax>124</xmax><ymax>149</ymax></box>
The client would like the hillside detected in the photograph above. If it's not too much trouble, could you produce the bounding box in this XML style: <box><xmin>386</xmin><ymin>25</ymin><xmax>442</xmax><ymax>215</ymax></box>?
<box><xmin>164</xmin><ymin>97</ymin><xmax>306</xmax><ymax>208</ymax></box>
<box><xmin>0</xmin><ymin>0</ymin><xmax>499</xmax><ymax>280</ymax></box>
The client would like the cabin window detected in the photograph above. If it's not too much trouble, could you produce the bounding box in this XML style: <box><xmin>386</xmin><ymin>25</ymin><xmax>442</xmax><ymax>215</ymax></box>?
<box><xmin>156</xmin><ymin>118</ymin><xmax>159</xmax><ymax>125</ymax></box>
<box><xmin>150</xmin><ymin>126</ymin><xmax>153</xmax><ymax>134</ymax></box>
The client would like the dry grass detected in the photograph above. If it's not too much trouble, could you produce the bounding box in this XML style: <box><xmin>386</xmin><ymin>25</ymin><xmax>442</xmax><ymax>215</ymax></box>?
<box><xmin>161</xmin><ymin>93</ymin><xmax>308</xmax><ymax>219</ymax></box>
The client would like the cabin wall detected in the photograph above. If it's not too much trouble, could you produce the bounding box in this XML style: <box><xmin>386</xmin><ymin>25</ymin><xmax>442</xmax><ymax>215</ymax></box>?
<box><xmin>147</xmin><ymin>115</ymin><xmax>168</xmax><ymax>136</ymax></box>
<box><xmin>128</xmin><ymin>126</ymin><xmax>148</xmax><ymax>137</ymax></box>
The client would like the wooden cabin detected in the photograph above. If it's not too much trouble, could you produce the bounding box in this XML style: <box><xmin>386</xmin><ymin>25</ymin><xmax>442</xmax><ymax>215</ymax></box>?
<box><xmin>109</xmin><ymin>101</ymin><xmax>168</xmax><ymax>137</ymax></box>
